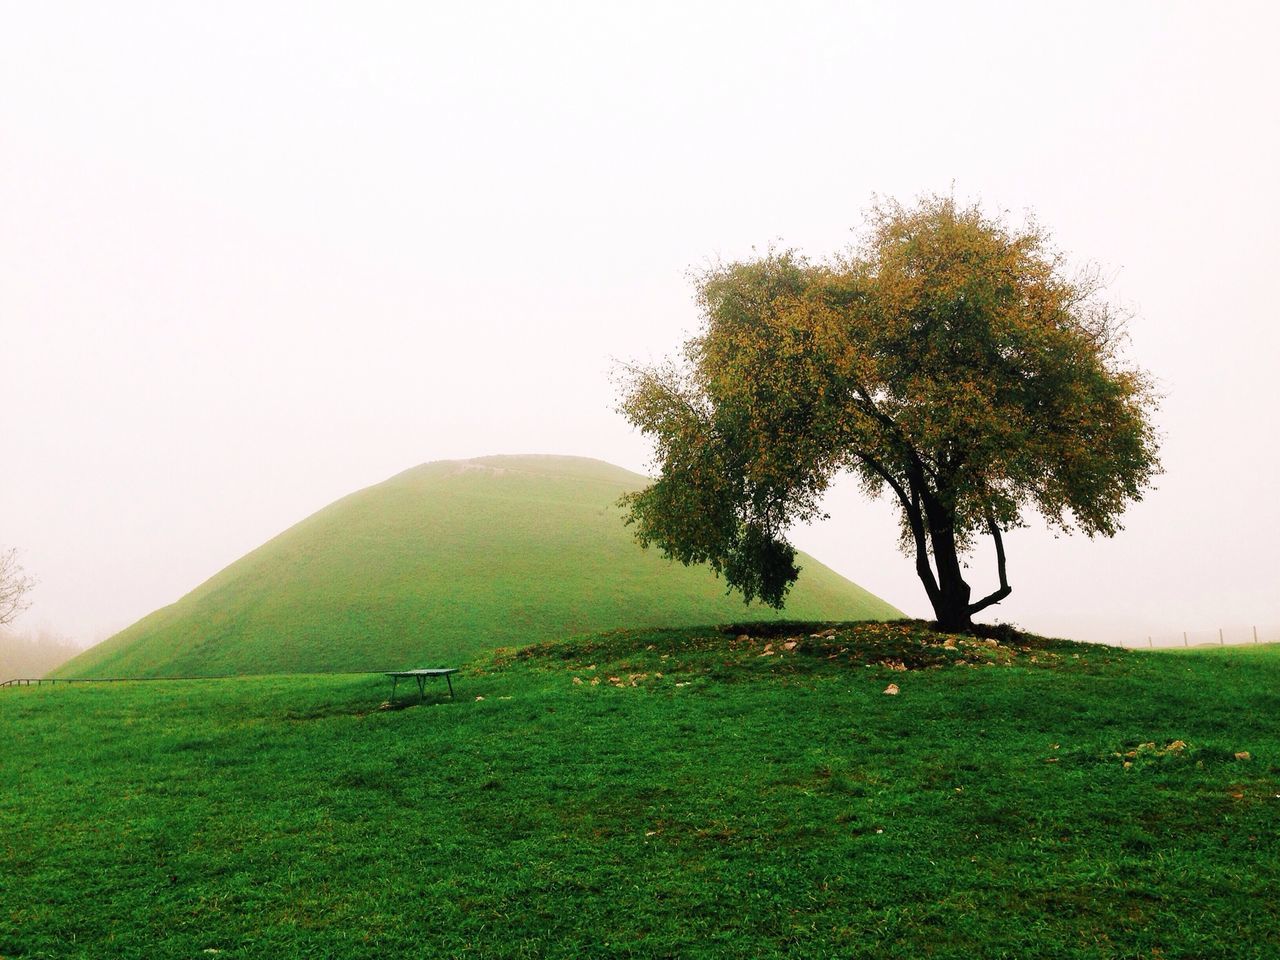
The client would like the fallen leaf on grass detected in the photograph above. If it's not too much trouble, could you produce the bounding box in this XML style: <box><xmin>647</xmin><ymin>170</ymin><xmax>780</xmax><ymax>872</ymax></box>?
<box><xmin>475</xmin><ymin>696</ymin><xmax>485</xmax><ymax>701</ymax></box>
<box><xmin>572</xmin><ymin>677</ymin><xmax>583</xmax><ymax>685</ymax></box>
<box><xmin>883</xmin><ymin>683</ymin><xmax>900</xmax><ymax>696</ymax></box>
<box><xmin>1236</xmin><ymin>751</ymin><xmax>1252</xmax><ymax>761</ymax></box>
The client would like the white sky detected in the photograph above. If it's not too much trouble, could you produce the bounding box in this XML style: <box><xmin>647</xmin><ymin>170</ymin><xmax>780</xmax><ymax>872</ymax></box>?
<box><xmin>3</xmin><ymin>1</ymin><xmax>1277</xmax><ymax>647</ymax></box>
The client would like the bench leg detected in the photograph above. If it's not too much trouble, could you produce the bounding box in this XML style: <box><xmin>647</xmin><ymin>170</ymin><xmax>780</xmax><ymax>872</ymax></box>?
<box><xmin>417</xmin><ymin>675</ymin><xmax>426</xmax><ymax>701</ymax></box>
<box><xmin>390</xmin><ymin>676</ymin><xmax>398</xmax><ymax>703</ymax></box>
<box><xmin>446</xmin><ymin>673</ymin><xmax>454</xmax><ymax>699</ymax></box>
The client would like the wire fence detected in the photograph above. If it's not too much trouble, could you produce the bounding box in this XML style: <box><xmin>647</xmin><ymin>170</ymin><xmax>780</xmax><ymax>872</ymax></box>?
<box><xmin>1114</xmin><ymin>624</ymin><xmax>1280</xmax><ymax>649</ymax></box>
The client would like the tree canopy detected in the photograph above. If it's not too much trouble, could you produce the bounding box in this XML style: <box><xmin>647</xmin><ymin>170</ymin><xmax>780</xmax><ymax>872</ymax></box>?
<box><xmin>619</xmin><ymin>196</ymin><xmax>1161</xmax><ymax>631</ymax></box>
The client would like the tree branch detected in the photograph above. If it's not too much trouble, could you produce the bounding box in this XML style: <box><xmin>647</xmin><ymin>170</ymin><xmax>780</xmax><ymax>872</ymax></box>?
<box><xmin>967</xmin><ymin>511</ymin><xmax>1012</xmax><ymax>615</ymax></box>
<box><xmin>852</xmin><ymin>386</ymin><xmax>938</xmax><ymax>483</ymax></box>
<box><xmin>855</xmin><ymin>452</ymin><xmax>941</xmax><ymax>606</ymax></box>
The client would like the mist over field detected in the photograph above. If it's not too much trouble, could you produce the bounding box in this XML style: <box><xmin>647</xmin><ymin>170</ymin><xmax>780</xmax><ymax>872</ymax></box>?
<box><xmin>0</xmin><ymin>628</ymin><xmax>84</xmax><ymax>680</ymax></box>
<box><xmin>2</xmin><ymin>1</ymin><xmax>1277</xmax><ymax>651</ymax></box>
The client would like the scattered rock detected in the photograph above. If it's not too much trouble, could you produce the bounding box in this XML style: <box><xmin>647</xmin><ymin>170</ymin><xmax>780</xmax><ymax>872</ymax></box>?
<box><xmin>572</xmin><ymin>677</ymin><xmax>583</xmax><ymax>685</ymax></box>
<box><xmin>1236</xmin><ymin>751</ymin><xmax>1252</xmax><ymax>761</ymax></box>
<box><xmin>883</xmin><ymin>683</ymin><xmax>900</xmax><ymax>696</ymax></box>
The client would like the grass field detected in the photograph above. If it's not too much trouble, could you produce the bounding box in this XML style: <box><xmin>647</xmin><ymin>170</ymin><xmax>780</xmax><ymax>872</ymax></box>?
<box><xmin>53</xmin><ymin>456</ymin><xmax>899</xmax><ymax>679</ymax></box>
<box><xmin>6</xmin><ymin>623</ymin><xmax>1279</xmax><ymax>958</ymax></box>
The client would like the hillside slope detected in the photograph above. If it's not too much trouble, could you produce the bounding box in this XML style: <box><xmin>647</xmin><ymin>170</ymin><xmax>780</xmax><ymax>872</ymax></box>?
<box><xmin>56</xmin><ymin>455</ymin><xmax>901</xmax><ymax>677</ymax></box>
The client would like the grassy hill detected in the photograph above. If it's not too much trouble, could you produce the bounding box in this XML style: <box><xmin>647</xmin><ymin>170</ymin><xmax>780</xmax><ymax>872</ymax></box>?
<box><xmin>5</xmin><ymin>623</ymin><xmax>1278</xmax><ymax>958</ymax></box>
<box><xmin>54</xmin><ymin>455</ymin><xmax>900</xmax><ymax>678</ymax></box>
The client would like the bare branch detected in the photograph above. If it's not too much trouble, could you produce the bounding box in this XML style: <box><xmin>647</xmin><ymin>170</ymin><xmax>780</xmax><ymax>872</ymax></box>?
<box><xmin>0</xmin><ymin>548</ymin><xmax>36</xmax><ymax>626</ymax></box>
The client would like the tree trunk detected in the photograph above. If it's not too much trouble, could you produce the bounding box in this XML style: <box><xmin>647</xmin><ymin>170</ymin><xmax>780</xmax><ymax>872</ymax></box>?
<box><xmin>879</xmin><ymin>463</ymin><xmax>1010</xmax><ymax>634</ymax></box>
<box><xmin>912</xmin><ymin>505</ymin><xmax>1011</xmax><ymax>633</ymax></box>
<box><xmin>919</xmin><ymin>492</ymin><xmax>975</xmax><ymax>632</ymax></box>
<box><xmin>926</xmin><ymin>555</ymin><xmax>974</xmax><ymax>632</ymax></box>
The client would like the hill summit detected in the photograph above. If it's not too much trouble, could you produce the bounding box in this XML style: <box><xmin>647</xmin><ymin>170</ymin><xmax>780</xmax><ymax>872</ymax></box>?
<box><xmin>56</xmin><ymin>455</ymin><xmax>901</xmax><ymax>677</ymax></box>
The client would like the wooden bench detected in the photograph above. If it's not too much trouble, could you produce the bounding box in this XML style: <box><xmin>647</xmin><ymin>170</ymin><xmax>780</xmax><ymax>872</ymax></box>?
<box><xmin>385</xmin><ymin>668</ymin><xmax>457</xmax><ymax>702</ymax></box>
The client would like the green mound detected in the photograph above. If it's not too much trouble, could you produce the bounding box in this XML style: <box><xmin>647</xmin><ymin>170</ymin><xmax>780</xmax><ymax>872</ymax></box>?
<box><xmin>56</xmin><ymin>455</ymin><xmax>900</xmax><ymax>678</ymax></box>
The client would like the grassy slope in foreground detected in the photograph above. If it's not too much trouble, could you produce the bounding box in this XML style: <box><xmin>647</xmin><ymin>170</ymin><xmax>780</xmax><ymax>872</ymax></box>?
<box><xmin>55</xmin><ymin>455</ymin><xmax>900</xmax><ymax>678</ymax></box>
<box><xmin>5</xmin><ymin>624</ymin><xmax>1279</xmax><ymax>959</ymax></box>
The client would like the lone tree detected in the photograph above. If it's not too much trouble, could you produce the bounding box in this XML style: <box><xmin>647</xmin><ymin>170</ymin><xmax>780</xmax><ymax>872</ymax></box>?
<box><xmin>0</xmin><ymin>548</ymin><xmax>35</xmax><ymax>627</ymax></box>
<box><xmin>619</xmin><ymin>196</ymin><xmax>1160</xmax><ymax>632</ymax></box>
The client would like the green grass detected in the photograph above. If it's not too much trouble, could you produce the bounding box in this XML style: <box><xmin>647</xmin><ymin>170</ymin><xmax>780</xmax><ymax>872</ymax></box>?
<box><xmin>7</xmin><ymin>623</ymin><xmax>1279</xmax><ymax>958</ymax></box>
<box><xmin>54</xmin><ymin>456</ymin><xmax>900</xmax><ymax>679</ymax></box>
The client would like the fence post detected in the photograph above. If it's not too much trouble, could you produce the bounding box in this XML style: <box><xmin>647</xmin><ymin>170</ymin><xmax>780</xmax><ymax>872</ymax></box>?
<box><xmin>1219</xmin><ymin>628</ymin><xmax>1224</xmax><ymax>645</ymax></box>
<box><xmin>1147</xmin><ymin>636</ymin><xmax>1153</xmax><ymax>647</ymax></box>
<box><xmin>1183</xmin><ymin>632</ymin><xmax>1188</xmax><ymax>647</ymax></box>
<box><xmin>1254</xmin><ymin>625</ymin><xmax>1259</xmax><ymax>644</ymax></box>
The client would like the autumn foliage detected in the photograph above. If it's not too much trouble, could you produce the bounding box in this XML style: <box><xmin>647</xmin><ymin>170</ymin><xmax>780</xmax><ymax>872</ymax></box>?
<box><xmin>619</xmin><ymin>196</ymin><xmax>1161</xmax><ymax>631</ymax></box>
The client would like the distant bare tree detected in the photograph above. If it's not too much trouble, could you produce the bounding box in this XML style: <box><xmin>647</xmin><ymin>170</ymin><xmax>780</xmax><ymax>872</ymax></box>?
<box><xmin>0</xmin><ymin>548</ymin><xmax>35</xmax><ymax>626</ymax></box>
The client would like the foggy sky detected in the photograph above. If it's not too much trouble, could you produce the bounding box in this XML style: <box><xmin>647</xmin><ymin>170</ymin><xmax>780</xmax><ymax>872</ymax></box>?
<box><xmin>3</xmin><ymin>1</ymin><xmax>1278</xmax><ymax>648</ymax></box>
